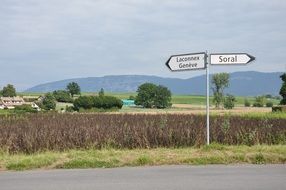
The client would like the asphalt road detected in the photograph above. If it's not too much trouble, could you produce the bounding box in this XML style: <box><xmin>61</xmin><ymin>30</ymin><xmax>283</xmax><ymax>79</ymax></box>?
<box><xmin>0</xmin><ymin>165</ymin><xmax>285</xmax><ymax>190</ymax></box>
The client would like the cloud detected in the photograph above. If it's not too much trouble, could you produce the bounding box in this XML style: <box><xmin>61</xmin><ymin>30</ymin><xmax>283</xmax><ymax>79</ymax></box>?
<box><xmin>0</xmin><ymin>0</ymin><xmax>285</xmax><ymax>90</ymax></box>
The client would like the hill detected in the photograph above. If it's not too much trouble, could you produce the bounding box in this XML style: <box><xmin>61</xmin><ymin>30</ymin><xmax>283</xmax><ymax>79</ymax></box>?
<box><xmin>25</xmin><ymin>71</ymin><xmax>283</xmax><ymax>96</ymax></box>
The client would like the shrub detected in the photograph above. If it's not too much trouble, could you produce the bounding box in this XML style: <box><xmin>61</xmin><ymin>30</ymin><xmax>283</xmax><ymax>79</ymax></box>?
<box><xmin>266</xmin><ymin>102</ymin><xmax>273</xmax><ymax>107</ymax></box>
<box><xmin>41</xmin><ymin>93</ymin><xmax>56</xmax><ymax>110</ymax></box>
<box><xmin>14</xmin><ymin>104</ymin><xmax>38</xmax><ymax>113</ymax></box>
<box><xmin>99</xmin><ymin>96</ymin><xmax>123</xmax><ymax>109</ymax></box>
<box><xmin>73</xmin><ymin>96</ymin><xmax>123</xmax><ymax>111</ymax></box>
<box><xmin>272</xmin><ymin>106</ymin><xmax>286</xmax><ymax>112</ymax></box>
<box><xmin>65</xmin><ymin>106</ymin><xmax>75</xmax><ymax>112</ymax></box>
<box><xmin>244</xmin><ymin>99</ymin><xmax>251</xmax><ymax>107</ymax></box>
<box><xmin>224</xmin><ymin>94</ymin><xmax>236</xmax><ymax>109</ymax></box>
<box><xmin>53</xmin><ymin>90</ymin><xmax>73</xmax><ymax>103</ymax></box>
<box><xmin>253</xmin><ymin>96</ymin><xmax>265</xmax><ymax>107</ymax></box>
<box><xmin>73</xmin><ymin>96</ymin><xmax>94</xmax><ymax>111</ymax></box>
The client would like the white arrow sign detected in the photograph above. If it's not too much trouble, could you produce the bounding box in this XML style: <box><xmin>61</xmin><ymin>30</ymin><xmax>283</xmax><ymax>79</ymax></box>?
<box><xmin>210</xmin><ymin>53</ymin><xmax>255</xmax><ymax>65</ymax></box>
<box><xmin>166</xmin><ymin>52</ymin><xmax>206</xmax><ymax>71</ymax></box>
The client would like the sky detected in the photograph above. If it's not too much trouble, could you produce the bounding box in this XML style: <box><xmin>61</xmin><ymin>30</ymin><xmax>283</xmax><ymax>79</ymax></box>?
<box><xmin>1</xmin><ymin>0</ymin><xmax>286</xmax><ymax>91</ymax></box>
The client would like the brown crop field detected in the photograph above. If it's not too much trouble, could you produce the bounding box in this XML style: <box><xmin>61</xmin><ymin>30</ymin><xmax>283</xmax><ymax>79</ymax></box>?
<box><xmin>0</xmin><ymin>113</ymin><xmax>285</xmax><ymax>154</ymax></box>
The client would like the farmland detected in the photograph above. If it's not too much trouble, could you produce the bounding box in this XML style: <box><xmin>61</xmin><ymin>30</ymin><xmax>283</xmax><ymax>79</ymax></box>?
<box><xmin>0</xmin><ymin>113</ymin><xmax>285</xmax><ymax>171</ymax></box>
<box><xmin>18</xmin><ymin>92</ymin><xmax>280</xmax><ymax>106</ymax></box>
<box><xmin>0</xmin><ymin>113</ymin><xmax>285</xmax><ymax>154</ymax></box>
<box><xmin>14</xmin><ymin>92</ymin><xmax>280</xmax><ymax>114</ymax></box>
<box><xmin>1</xmin><ymin>92</ymin><xmax>285</xmax><ymax>171</ymax></box>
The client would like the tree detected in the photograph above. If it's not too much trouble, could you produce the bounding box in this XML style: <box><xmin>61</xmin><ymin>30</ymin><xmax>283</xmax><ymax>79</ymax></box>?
<box><xmin>154</xmin><ymin>85</ymin><xmax>172</xmax><ymax>108</ymax></box>
<box><xmin>53</xmin><ymin>90</ymin><xmax>73</xmax><ymax>103</ymax></box>
<box><xmin>279</xmin><ymin>73</ymin><xmax>286</xmax><ymax>105</ymax></box>
<box><xmin>224</xmin><ymin>94</ymin><xmax>236</xmax><ymax>109</ymax></box>
<box><xmin>135</xmin><ymin>83</ymin><xmax>172</xmax><ymax>109</ymax></box>
<box><xmin>42</xmin><ymin>93</ymin><xmax>56</xmax><ymax>110</ymax></box>
<box><xmin>211</xmin><ymin>73</ymin><xmax>230</xmax><ymax>108</ymax></box>
<box><xmin>135</xmin><ymin>83</ymin><xmax>157</xmax><ymax>108</ymax></box>
<box><xmin>1</xmin><ymin>84</ymin><xmax>16</xmax><ymax>97</ymax></box>
<box><xmin>66</xmin><ymin>82</ymin><xmax>81</xmax><ymax>97</ymax></box>
<box><xmin>99</xmin><ymin>88</ymin><xmax>105</xmax><ymax>97</ymax></box>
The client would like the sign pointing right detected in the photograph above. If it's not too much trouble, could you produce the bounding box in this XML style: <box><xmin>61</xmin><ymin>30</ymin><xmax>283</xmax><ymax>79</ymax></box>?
<box><xmin>210</xmin><ymin>53</ymin><xmax>255</xmax><ymax>65</ymax></box>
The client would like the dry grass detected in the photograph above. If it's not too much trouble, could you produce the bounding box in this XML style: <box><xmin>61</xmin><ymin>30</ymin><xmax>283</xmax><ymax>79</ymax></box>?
<box><xmin>0</xmin><ymin>144</ymin><xmax>285</xmax><ymax>171</ymax></box>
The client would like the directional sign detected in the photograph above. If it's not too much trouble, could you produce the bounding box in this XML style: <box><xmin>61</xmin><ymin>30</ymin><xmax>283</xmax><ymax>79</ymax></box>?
<box><xmin>166</xmin><ymin>52</ymin><xmax>206</xmax><ymax>71</ymax></box>
<box><xmin>210</xmin><ymin>53</ymin><xmax>255</xmax><ymax>65</ymax></box>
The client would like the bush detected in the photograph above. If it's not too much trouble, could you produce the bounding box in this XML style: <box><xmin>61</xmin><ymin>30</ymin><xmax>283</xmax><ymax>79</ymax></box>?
<box><xmin>99</xmin><ymin>96</ymin><xmax>123</xmax><ymax>109</ymax></box>
<box><xmin>73</xmin><ymin>96</ymin><xmax>94</xmax><ymax>111</ymax></box>
<box><xmin>73</xmin><ymin>96</ymin><xmax>123</xmax><ymax>111</ymax></box>
<box><xmin>253</xmin><ymin>96</ymin><xmax>265</xmax><ymax>107</ymax></box>
<box><xmin>266</xmin><ymin>102</ymin><xmax>273</xmax><ymax>107</ymax></box>
<box><xmin>65</xmin><ymin>106</ymin><xmax>75</xmax><ymax>112</ymax></box>
<box><xmin>14</xmin><ymin>104</ymin><xmax>38</xmax><ymax>113</ymax></box>
<box><xmin>53</xmin><ymin>90</ymin><xmax>73</xmax><ymax>103</ymax></box>
<box><xmin>272</xmin><ymin>105</ymin><xmax>286</xmax><ymax>112</ymax></box>
<box><xmin>41</xmin><ymin>93</ymin><xmax>56</xmax><ymax>110</ymax></box>
<box><xmin>224</xmin><ymin>94</ymin><xmax>235</xmax><ymax>109</ymax></box>
<box><xmin>244</xmin><ymin>99</ymin><xmax>251</xmax><ymax>107</ymax></box>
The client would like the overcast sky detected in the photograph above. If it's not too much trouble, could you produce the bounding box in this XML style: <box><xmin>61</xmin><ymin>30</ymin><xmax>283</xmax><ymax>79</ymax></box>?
<box><xmin>1</xmin><ymin>0</ymin><xmax>286</xmax><ymax>91</ymax></box>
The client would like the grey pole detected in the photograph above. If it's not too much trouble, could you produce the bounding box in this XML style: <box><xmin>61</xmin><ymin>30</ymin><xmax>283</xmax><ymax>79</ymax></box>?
<box><xmin>206</xmin><ymin>52</ymin><xmax>210</xmax><ymax>145</ymax></box>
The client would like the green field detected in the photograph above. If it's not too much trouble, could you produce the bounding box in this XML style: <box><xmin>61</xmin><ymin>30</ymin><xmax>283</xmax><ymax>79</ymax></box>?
<box><xmin>18</xmin><ymin>92</ymin><xmax>280</xmax><ymax>106</ymax></box>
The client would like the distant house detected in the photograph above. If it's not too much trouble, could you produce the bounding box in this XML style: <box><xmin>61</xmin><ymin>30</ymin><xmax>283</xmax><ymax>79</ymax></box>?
<box><xmin>0</xmin><ymin>101</ymin><xmax>4</xmax><ymax>109</ymax></box>
<box><xmin>0</xmin><ymin>97</ymin><xmax>25</xmax><ymax>109</ymax></box>
<box><xmin>29</xmin><ymin>102</ymin><xmax>41</xmax><ymax>111</ymax></box>
<box><xmin>0</xmin><ymin>97</ymin><xmax>40</xmax><ymax>110</ymax></box>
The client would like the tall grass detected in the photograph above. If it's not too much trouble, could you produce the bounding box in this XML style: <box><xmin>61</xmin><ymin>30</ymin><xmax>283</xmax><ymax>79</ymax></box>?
<box><xmin>0</xmin><ymin>113</ymin><xmax>285</xmax><ymax>153</ymax></box>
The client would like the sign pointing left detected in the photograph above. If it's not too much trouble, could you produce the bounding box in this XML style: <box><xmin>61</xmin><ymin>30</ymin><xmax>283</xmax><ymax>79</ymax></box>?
<box><xmin>166</xmin><ymin>52</ymin><xmax>206</xmax><ymax>71</ymax></box>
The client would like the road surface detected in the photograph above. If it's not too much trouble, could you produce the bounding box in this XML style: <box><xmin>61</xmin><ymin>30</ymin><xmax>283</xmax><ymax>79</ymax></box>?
<box><xmin>0</xmin><ymin>165</ymin><xmax>285</xmax><ymax>190</ymax></box>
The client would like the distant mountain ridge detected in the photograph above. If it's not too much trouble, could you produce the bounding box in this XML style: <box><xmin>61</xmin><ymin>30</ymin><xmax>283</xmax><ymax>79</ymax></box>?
<box><xmin>25</xmin><ymin>71</ymin><xmax>283</xmax><ymax>96</ymax></box>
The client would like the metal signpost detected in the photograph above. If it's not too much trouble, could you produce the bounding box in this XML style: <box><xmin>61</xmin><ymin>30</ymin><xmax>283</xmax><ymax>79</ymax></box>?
<box><xmin>166</xmin><ymin>52</ymin><xmax>255</xmax><ymax>145</ymax></box>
